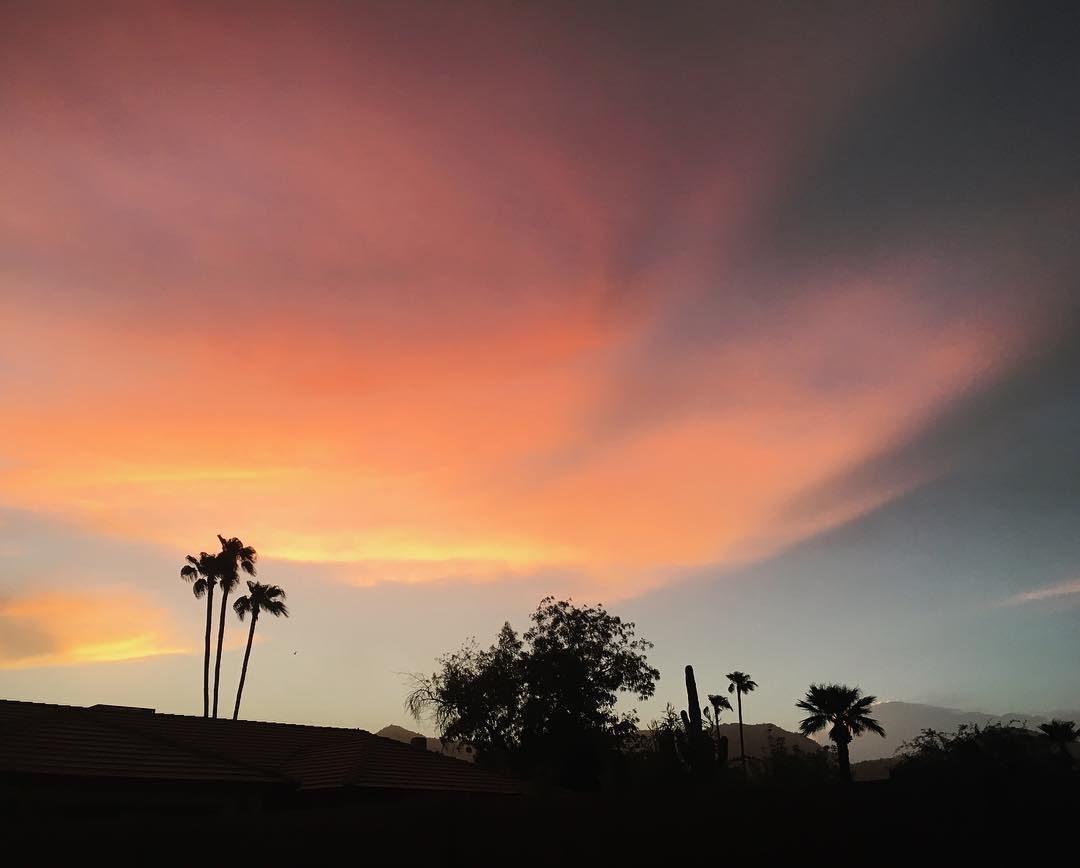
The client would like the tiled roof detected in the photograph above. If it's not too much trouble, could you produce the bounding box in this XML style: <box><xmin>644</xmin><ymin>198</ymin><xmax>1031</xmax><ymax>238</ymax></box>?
<box><xmin>0</xmin><ymin>699</ymin><xmax>526</xmax><ymax>795</ymax></box>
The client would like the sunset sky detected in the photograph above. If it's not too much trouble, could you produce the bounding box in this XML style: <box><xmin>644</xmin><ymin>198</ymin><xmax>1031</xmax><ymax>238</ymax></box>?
<box><xmin>2</xmin><ymin>1</ymin><xmax>1078</xmax><ymax>732</ymax></box>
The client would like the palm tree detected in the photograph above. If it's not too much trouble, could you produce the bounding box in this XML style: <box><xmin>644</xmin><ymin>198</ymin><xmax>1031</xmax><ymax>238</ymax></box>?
<box><xmin>212</xmin><ymin>534</ymin><xmax>257</xmax><ymax>718</ymax></box>
<box><xmin>707</xmin><ymin>693</ymin><xmax>733</xmax><ymax>744</ymax></box>
<box><xmin>796</xmin><ymin>683</ymin><xmax>886</xmax><ymax>782</ymax></box>
<box><xmin>726</xmin><ymin>671</ymin><xmax>757</xmax><ymax>777</ymax></box>
<box><xmin>231</xmin><ymin>581</ymin><xmax>288</xmax><ymax>720</ymax></box>
<box><xmin>180</xmin><ymin>551</ymin><xmax>221</xmax><ymax>717</ymax></box>
<box><xmin>1038</xmin><ymin>719</ymin><xmax>1077</xmax><ymax>760</ymax></box>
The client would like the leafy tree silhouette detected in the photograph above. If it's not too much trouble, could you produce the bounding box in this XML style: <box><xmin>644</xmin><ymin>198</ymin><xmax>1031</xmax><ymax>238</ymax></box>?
<box><xmin>893</xmin><ymin>720</ymin><xmax>1071</xmax><ymax>787</ymax></box>
<box><xmin>726</xmin><ymin>671</ymin><xmax>757</xmax><ymax>777</ymax></box>
<box><xmin>408</xmin><ymin>596</ymin><xmax>658</xmax><ymax>789</ymax></box>
<box><xmin>1038</xmin><ymin>718</ymin><xmax>1077</xmax><ymax>760</ymax></box>
<box><xmin>796</xmin><ymin>683</ymin><xmax>885</xmax><ymax>782</ymax></box>
<box><xmin>213</xmin><ymin>535</ymin><xmax>256</xmax><ymax>718</ymax></box>
<box><xmin>231</xmin><ymin>581</ymin><xmax>288</xmax><ymax>720</ymax></box>
<box><xmin>180</xmin><ymin>551</ymin><xmax>221</xmax><ymax>718</ymax></box>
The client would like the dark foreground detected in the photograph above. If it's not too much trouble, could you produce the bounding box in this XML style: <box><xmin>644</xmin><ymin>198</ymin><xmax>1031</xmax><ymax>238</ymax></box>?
<box><xmin>4</xmin><ymin>779</ymin><xmax>1076</xmax><ymax>864</ymax></box>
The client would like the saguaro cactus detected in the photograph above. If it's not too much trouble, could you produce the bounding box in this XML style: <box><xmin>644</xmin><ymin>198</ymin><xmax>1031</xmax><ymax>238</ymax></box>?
<box><xmin>681</xmin><ymin>664</ymin><xmax>714</xmax><ymax>774</ymax></box>
<box><xmin>685</xmin><ymin>665</ymin><xmax>702</xmax><ymax>735</ymax></box>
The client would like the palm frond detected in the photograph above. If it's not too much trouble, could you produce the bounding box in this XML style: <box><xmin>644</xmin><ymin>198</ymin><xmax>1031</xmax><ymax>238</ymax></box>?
<box><xmin>216</xmin><ymin>535</ymin><xmax>258</xmax><ymax>589</ymax></box>
<box><xmin>851</xmin><ymin>694</ymin><xmax>877</xmax><ymax>712</ymax></box>
<box><xmin>726</xmin><ymin>671</ymin><xmax>757</xmax><ymax>694</ymax></box>
<box><xmin>1039</xmin><ymin>719</ymin><xmax>1078</xmax><ymax>742</ymax></box>
<box><xmin>265</xmin><ymin>600</ymin><xmax>289</xmax><ymax>617</ymax></box>
<box><xmin>797</xmin><ymin>713</ymin><xmax>828</xmax><ymax>736</ymax></box>
<box><xmin>237</xmin><ymin>580</ymin><xmax>290</xmax><ymax>620</ymax></box>
<box><xmin>797</xmin><ymin>683</ymin><xmax>886</xmax><ymax>740</ymax></box>
<box><xmin>233</xmin><ymin>596</ymin><xmax>251</xmax><ymax>620</ymax></box>
<box><xmin>707</xmin><ymin>693</ymin><xmax>733</xmax><ymax>713</ymax></box>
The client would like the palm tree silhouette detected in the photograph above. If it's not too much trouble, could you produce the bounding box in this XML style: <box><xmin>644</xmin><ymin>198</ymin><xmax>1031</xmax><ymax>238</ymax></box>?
<box><xmin>1038</xmin><ymin>719</ymin><xmax>1077</xmax><ymax>759</ymax></box>
<box><xmin>231</xmin><ymin>580</ymin><xmax>288</xmax><ymax>720</ymax></box>
<box><xmin>212</xmin><ymin>535</ymin><xmax>257</xmax><ymax>718</ymax></box>
<box><xmin>180</xmin><ymin>551</ymin><xmax>221</xmax><ymax>718</ymax></box>
<box><xmin>707</xmin><ymin>693</ymin><xmax>733</xmax><ymax>746</ymax></box>
<box><xmin>796</xmin><ymin>683</ymin><xmax>885</xmax><ymax>782</ymax></box>
<box><xmin>726</xmin><ymin>671</ymin><xmax>757</xmax><ymax>777</ymax></box>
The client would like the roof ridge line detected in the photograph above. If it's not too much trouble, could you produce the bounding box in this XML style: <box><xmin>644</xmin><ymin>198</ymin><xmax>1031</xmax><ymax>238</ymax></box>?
<box><xmin>2</xmin><ymin>699</ymin><xmax>370</xmax><ymax>736</ymax></box>
<box><xmin>87</xmin><ymin>710</ymin><xmax>297</xmax><ymax>786</ymax></box>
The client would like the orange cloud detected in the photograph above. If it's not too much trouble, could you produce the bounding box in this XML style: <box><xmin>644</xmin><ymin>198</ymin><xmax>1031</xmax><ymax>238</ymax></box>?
<box><xmin>0</xmin><ymin>1</ymin><xmax>1028</xmax><ymax>598</ymax></box>
<box><xmin>0</xmin><ymin>590</ymin><xmax>190</xmax><ymax>669</ymax></box>
<box><xmin>0</xmin><ymin>268</ymin><xmax>1021</xmax><ymax>600</ymax></box>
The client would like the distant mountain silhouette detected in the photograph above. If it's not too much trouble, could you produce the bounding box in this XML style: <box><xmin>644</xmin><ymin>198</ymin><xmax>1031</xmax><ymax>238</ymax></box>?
<box><xmin>632</xmin><ymin>721</ymin><xmax>821</xmax><ymax>759</ymax></box>
<box><xmin>813</xmin><ymin>702</ymin><xmax>1080</xmax><ymax>762</ymax></box>
<box><xmin>713</xmin><ymin>722</ymin><xmax>821</xmax><ymax>758</ymax></box>
<box><xmin>376</xmin><ymin>725</ymin><xmax>476</xmax><ymax>763</ymax></box>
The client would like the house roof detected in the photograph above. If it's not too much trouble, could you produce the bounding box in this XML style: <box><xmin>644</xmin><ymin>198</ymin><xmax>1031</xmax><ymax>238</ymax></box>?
<box><xmin>0</xmin><ymin>699</ymin><xmax>526</xmax><ymax>795</ymax></box>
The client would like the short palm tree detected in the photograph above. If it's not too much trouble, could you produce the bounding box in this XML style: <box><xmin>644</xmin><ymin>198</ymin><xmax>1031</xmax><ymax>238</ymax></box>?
<box><xmin>1038</xmin><ymin>719</ymin><xmax>1077</xmax><ymax>759</ymax></box>
<box><xmin>212</xmin><ymin>534</ymin><xmax>257</xmax><ymax>718</ymax></box>
<box><xmin>231</xmin><ymin>581</ymin><xmax>288</xmax><ymax>720</ymax></box>
<box><xmin>180</xmin><ymin>551</ymin><xmax>221</xmax><ymax>717</ymax></box>
<box><xmin>707</xmin><ymin>693</ymin><xmax>733</xmax><ymax>745</ymax></box>
<box><xmin>796</xmin><ymin>683</ymin><xmax>886</xmax><ymax>782</ymax></box>
<box><xmin>727</xmin><ymin>671</ymin><xmax>757</xmax><ymax>776</ymax></box>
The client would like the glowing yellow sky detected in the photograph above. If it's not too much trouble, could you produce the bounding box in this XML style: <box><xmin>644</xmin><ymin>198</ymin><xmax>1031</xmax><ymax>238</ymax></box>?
<box><xmin>0</xmin><ymin>591</ymin><xmax>189</xmax><ymax>669</ymax></box>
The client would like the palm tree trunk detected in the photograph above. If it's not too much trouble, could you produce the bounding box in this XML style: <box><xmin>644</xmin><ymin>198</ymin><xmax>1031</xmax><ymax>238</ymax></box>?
<box><xmin>212</xmin><ymin>586</ymin><xmax>230</xmax><ymax>718</ymax></box>
<box><xmin>202</xmin><ymin>584</ymin><xmax>214</xmax><ymax>718</ymax></box>
<box><xmin>233</xmin><ymin>612</ymin><xmax>258</xmax><ymax>720</ymax></box>
<box><xmin>737</xmin><ymin>689</ymin><xmax>746</xmax><ymax>778</ymax></box>
<box><xmin>836</xmin><ymin>737</ymin><xmax>851</xmax><ymax>782</ymax></box>
<box><xmin>713</xmin><ymin>717</ymin><xmax>721</xmax><ymax>773</ymax></box>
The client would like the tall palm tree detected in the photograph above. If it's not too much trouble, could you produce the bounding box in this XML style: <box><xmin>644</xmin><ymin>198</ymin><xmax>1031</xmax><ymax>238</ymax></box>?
<box><xmin>1038</xmin><ymin>719</ymin><xmax>1077</xmax><ymax>759</ymax></box>
<box><xmin>707</xmin><ymin>693</ymin><xmax>733</xmax><ymax>744</ymax></box>
<box><xmin>212</xmin><ymin>534</ymin><xmax>257</xmax><ymax>718</ymax></box>
<box><xmin>796</xmin><ymin>683</ymin><xmax>886</xmax><ymax>782</ymax></box>
<box><xmin>231</xmin><ymin>581</ymin><xmax>288</xmax><ymax>720</ymax></box>
<box><xmin>726</xmin><ymin>671</ymin><xmax>757</xmax><ymax>777</ymax></box>
<box><xmin>180</xmin><ymin>551</ymin><xmax>220</xmax><ymax>717</ymax></box>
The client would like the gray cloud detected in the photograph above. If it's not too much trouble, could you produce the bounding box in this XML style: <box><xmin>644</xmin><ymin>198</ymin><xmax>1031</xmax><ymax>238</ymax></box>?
<box><xmin>761</xmin><ymin>1</ymin><xmax>1080</xmax><ymax>275</ymax></box>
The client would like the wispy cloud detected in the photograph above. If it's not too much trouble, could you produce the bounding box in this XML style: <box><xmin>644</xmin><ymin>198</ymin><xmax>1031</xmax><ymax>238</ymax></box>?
<box><xmin>999</xmin><ymin>578</ymin><xmax>1080</xmax><ymax>607</ymax></box>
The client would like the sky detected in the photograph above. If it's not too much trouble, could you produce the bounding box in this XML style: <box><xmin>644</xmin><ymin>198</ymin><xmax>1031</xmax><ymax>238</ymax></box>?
<box><xmin>2</xmin><ymin>1</ymin><xmax>1078</xmax><ymax>734</ymax></box>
